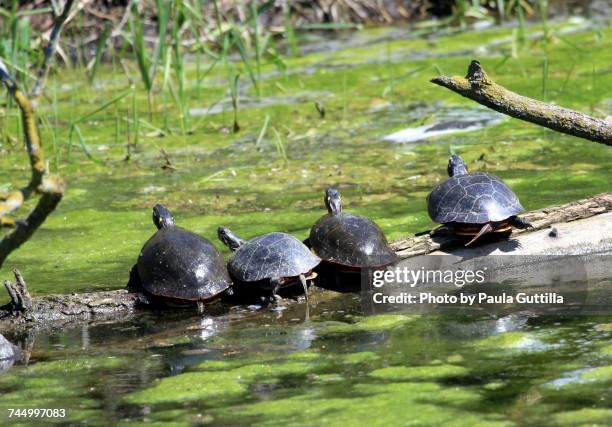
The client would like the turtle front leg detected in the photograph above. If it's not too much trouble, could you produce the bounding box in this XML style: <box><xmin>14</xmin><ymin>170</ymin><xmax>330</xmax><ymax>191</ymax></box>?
<box><xmin>299</xmin><ymin>274</ymin><xmax>309</xmax><ymax>302</ymax></box>
<box><xmin>126</xmin><ymin>265</ymin><xmax>142</xmax><ymax>292</ymax></box>
<box><xmin>429</xmin><ymin>224</ymin><xmax>451</xmax><ymax>237</ymax></box>
<box><xmin>510</xmin><ymin>216</ymin><xmax>532</xmax><ymax>230</ymax></box>
<box><xmin>197</xmin><ymin>301</ymin><xmax>205</xmax><ymax>314</ymax></box>
<box><xmin>269</xmin><ymin>278</ymin><xmax>283</xmax><ymax>303</ymax></box>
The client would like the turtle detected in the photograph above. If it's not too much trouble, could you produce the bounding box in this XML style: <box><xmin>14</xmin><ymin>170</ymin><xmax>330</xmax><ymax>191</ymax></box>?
<box><xmin>0</xmin><ymin>333</ymin><xmax>20</xmax><ymax>374</ymax></box>
<box><xmin>427</xmin><ymin>154</ymin><xmax>531</xmax><ymax>246</ymax></box>
<box><xmin>132</xmin><ymin>204</ymin><xmax>232</xmax><ymax>311</ymax></box>
<box><xmin>0</xmin><ymin>333</ymin><xmax>19</xmax><ymax>361</ymax></box>
<box><xmin>217</xmin><ymin>227</ymin><xmax>321</xmax><ymax>302</ymax></box>
<box><xmin>308</xmin><ymin>188</ymin><xmax>398</xmax><ymax>270</ymax></box>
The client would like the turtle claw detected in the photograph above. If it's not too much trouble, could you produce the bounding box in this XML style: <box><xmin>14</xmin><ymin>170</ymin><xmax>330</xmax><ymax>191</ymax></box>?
<box><xmin>197</xmin><ymin>301</ymin><xmax>205</xmax><ymax>314</ymax></box>
<box><xmin>265</xmin><ymin>278</ymin><xmax>283</xmax><ymax>306</ymax></box>
<box><xmin>510</xmin><ymin>216</ymin><xmax>532</xmax><ymax>230</ymax></box>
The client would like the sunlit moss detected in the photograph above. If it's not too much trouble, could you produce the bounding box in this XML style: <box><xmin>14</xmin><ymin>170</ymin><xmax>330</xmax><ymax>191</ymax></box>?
<box><xmin>472</xmin><ymin>331</ymin><xmax>546</xmax><ymax>352</ymax></box>
<box><xmin>0</xmin><ymin>356</ymin><xmax>129</xmax><ymax>424</ymax></box>
<box><xmin>580</xmin><ymin>366</ymin><xmax>612</xmax><ymax>383</ymax></box>
<box><xmin>216</xmin><ymin>382</ymin><xmax>510</xmax><ymax>426</ymax></box>
<box><xmin>552</xmin><ymin>408</ymin><xmax>612</xmax><ymax>426</ymax></box>
<box><xmin>125</xmin><ymin>370</ymin><xmax>249</xmax><ymax>404</ymax></box>
<box><xmin>322</xmin><ymin>314</ymin><xmax>417</xmax><ymax>335</ymax></box>
<box><xmin>340</xmin><ymin>351</ymin><xmax>379</xmax><ymax>364</ymax></box>
<box><xmin>369</xmin><ymin>364</ymin><xmax>468</xmax><ymax>381</ymax></box>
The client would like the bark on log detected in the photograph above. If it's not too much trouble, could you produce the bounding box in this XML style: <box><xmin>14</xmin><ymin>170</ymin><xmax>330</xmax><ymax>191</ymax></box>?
<box><xmin>0</xmin><ymin>267</ymin><xmax>148</xmax><ymax>329</ymax></box>
<box><xmin>1</xmin><ymin>192</ymin><xmax>610</xmax><ymax>332</ymax></box>
<box><xmin>431</xmin><ymin>60</ymin><xmax>612</xmax><ymax>145</ymax></box>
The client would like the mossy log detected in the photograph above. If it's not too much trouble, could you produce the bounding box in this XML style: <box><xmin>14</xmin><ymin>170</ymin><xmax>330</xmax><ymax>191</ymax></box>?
<box><xmin>1</xmin><ymin>192</ymin><xmax>610</xmax><ymax>331</ymax></box>
<box><xmin>0</xmin><ymin>267</ymin><xmax>148</xmax><ymax>329</ymax></box>
<box><xmin>431</xmin><ymin>60</ymin><xmax>612</xmax><ymax>145</ymax></box>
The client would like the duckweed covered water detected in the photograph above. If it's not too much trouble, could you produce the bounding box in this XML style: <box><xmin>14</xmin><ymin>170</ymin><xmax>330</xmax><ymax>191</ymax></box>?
<box><xmin>1</xmin><ymin>294</ymin><xmax>611</xmax><ymax>425</ymax></box>
<box><xmin>0</xmin><ymin>19</ymin><xmax>611</xmax><ymax>426</ymax></box>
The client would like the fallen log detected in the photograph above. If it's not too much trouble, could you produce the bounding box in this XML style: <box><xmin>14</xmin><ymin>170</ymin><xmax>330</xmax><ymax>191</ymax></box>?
<box><xmin>0</xmin><ymin>192</ymin><xmax>611</xmax><ymax>331</ymax></box>
<box><xmin>431</xmin><ymin>60</ymin><xmax>612</xmax><ymax>145</ymax></box>
<box><xmin>0</xmin><ymin>268</ymin><xmax>148</xmax><ymax>329</ymax></box>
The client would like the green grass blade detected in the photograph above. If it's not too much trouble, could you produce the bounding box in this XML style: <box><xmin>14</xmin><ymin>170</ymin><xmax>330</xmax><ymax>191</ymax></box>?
<box><xmin>73</xmin><ymin>91</ymin><xmax>130</xmax><ymax>124</ymax></box>
<box><xmin>255</xmin><ymin>114</ymin><xmax>270</xmax><ymax>148</ymax></box>
<box><xmin>89</xmin><ymin>21</ymin><xmax>111</xmax><ymax>84</ymax></box>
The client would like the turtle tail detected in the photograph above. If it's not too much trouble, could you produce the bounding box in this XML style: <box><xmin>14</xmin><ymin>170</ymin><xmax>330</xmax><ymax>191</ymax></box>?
<box><xmin>465</xmin><ymin>223</ymin><xmax>493</xmax><ymax>246</ymax></box>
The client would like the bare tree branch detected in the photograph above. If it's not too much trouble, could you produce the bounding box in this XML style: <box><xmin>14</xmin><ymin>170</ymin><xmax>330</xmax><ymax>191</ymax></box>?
<box><xmin>0</xmin><ymin>59</ymin><xmax>65</xmax><ymax>268</ymax></box>
<box><xmin>431</xmin><ymin>60</ymin><xmax>612</xmax><ymax>145</ymax></box>
<box><xmin>30</xmin><ymin>0</ymin><xmax>76</xmax><ymax>99</ymax></box>
<box><xmin>0</xmin><ymin>180</ymin><xmax>64</xmax><ymax>267</ymax></box>
<box><xmin>0</xmin><ymin>60</ymin><xmax>46</xmax><ymax>220</ymax></box>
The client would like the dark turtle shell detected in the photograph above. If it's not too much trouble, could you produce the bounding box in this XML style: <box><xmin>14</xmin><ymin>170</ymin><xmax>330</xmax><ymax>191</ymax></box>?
<box><xmin>0</xmin><ymin>333</ymin><xmax>18</xmax><ymax>361</ymax></box>
<box><xmin>309</xmin><ymin>213</ymin><xmax>398</xmax><ymax>268</ymax></box>
<box><xmin>0</xmin><ymin>333</ymin><xmax>19</xmax><ymax>374</ymax></box>
<box><xmin>427</xmin><ymin>172</ymin><xmax>524</xmax><ymax>224</ymax></box>
<box><xmin>228</xmin><ymin>232</ymin><xmax>320</xmax><ymax>283</ymax></box>
<box><xmin>137</xmin><ymin>227</ymin><xmax>231</xmax><ymax>301</ymax></box>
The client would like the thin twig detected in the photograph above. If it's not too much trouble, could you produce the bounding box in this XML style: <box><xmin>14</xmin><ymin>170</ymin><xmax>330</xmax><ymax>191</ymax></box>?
<box><xmin>431</xmin><ymin>60</ymin><xmax>612</xmax><ymax>145</ymax></box>
<box><xmin>2</xmin><ymin>269</ymin><xmax>32</xmax><ymax>312</ymax></box>
<box><xmin>30</xmin><ymin>0</ymin><xmax>76</xmax><ymax>99</ymax></box>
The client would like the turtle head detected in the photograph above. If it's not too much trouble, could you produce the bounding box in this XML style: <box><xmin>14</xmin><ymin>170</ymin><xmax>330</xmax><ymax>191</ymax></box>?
<box><xmin>447</xmin><ymin>155</ymin><xmax>468</xmax><ymax>177</ymax></box>
<box><xmin>324</xmin><ymin>187</ymin><xmax>342</xmax><ymax>215</ymax></box>
<box><xmin>217</xmin><ymin>227</ymin><xmax>246</xmax><ymax>252</ymax></box>
<box><xmin>152</xmin><ymin>204</ymin><xmax>176</xmax><ymax>229</ymax></box>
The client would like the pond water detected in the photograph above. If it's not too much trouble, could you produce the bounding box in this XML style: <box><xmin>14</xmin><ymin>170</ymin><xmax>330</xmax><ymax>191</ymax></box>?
<box><xmin>1</xmin><ymin>286</ymin><xmax>611</xmax><ymax>425</ymax></box>
<box><xmin>0</xmin><ymin>18</ymin><xmax>611</xmax><ymax>426</ymax></box>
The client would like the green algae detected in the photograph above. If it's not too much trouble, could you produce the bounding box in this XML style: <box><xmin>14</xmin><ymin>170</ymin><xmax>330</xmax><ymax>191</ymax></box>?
<box><xmin>580</xmin><ymin>366</ymin><xmax>612</xmax><ymax>383</ymax></box>
<box><xmin>339</xmin><ymin>351</ymin><xmax>379</xmax><ymax>364</ymax></box>
<box><xmin>482</xmin><ymin>381</ymin><xmax>506</xmax><ymax>391</ymax></box>
<box><xmin>215</xmin><ymin>382</ymin><xmax>511</xmax><ymax>427</ymax></box>
<box><xmin>472</xmin><ymin>331</ymin><xmax>546</xmax><ymax>352</ymax></box>
<box><xmin>125</xmin><ymin>370</ymin><xmax>249</xmax><ymax>405</ymax></box>
<box><xmin>369</xmin><ymin>364</ymin><xmax>468</xmax><ymax>380</ymax></box>
<box><xmin>321</xmin><ymin>314</ymin><xmax>417</xmax><ymax>335</ymax></box>
<box><xmin>594</xmin><ymin>323</ymin><xmax>612</xmax><ymax>332</ymax></box>
<box><xmin>553</xmin><ymin>408</ymin><xmax>612</xmax><ymax>426</ymax></box>
<box><xmin>601</xmin><ymin>344</ymin><xmax>612</xmax><ymax>357</ymax></box>
<box><xmin>0</xmin><ymin>356</ymin><xmax>136</xmax><ymax>424</ymax></box>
